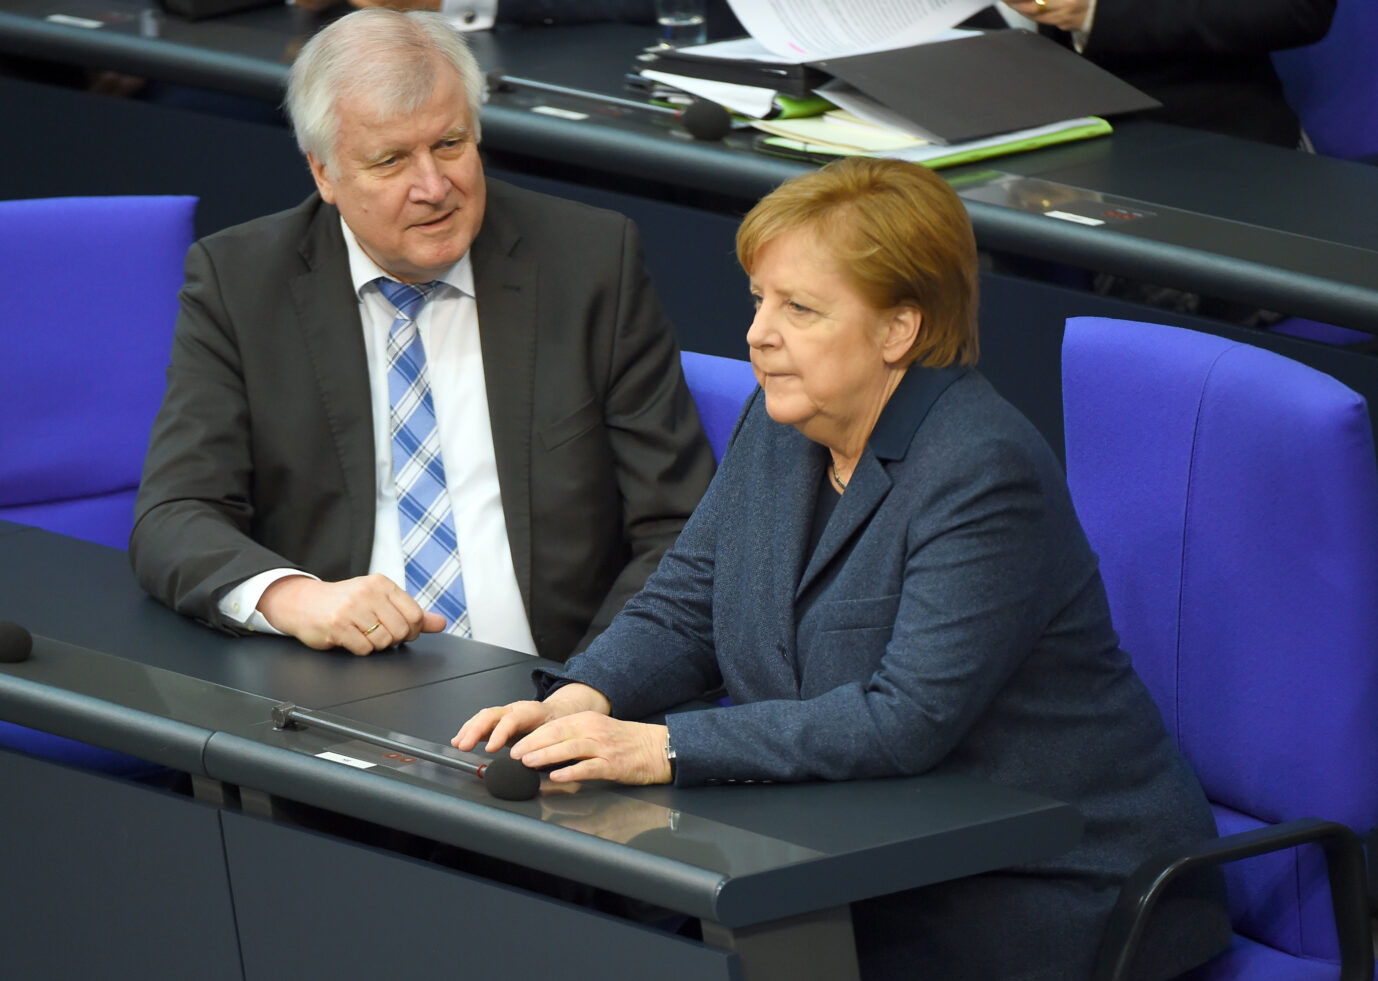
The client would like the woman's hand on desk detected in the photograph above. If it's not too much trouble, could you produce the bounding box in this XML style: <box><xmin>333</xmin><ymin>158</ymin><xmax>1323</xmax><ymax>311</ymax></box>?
<box><xmin>510</xmin><ymin>715</ymin><xmax>673</xmax><ymax>786</ymax></box>
<box><xmin>457</xmin><ymin>688</ymin><xmax>672</xmax><ymax>788</ymax></box>
<box><xmin>453</xmin><ymin>683</ymin><xmax>674</xmax><ymax>786</ymax></box>
<box><xmin>453</xmin><ymin>682</ymin><xmax>610</xmax><ymax>753</ymax></box>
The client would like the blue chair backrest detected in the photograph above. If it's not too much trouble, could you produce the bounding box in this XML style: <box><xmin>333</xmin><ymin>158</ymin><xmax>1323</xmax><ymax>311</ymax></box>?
<box><xmin>1063</xmin><ymin>317</ymin><xmax>1378</xmax><ymax>966</ymax></box>
<box><xmin>680</xmin><ymin>350</ymin><xmax>757</xmax><ymax>462</ymax></box>
<box><xmin>0</xmin><ymin>195</ymin><xmax>195</xmax><ymax>549</ymax></box>
<box><xmin>1272</xmin><ymin>0</ymin><xmax>1378</xmax><ymax>161</ymax></box>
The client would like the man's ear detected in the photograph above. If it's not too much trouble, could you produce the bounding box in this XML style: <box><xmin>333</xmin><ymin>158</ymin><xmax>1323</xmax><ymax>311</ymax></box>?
<box><xmin>307</xmin><ymin>152</ymin><xmax>336</xmax><ymax>205</ymax></box>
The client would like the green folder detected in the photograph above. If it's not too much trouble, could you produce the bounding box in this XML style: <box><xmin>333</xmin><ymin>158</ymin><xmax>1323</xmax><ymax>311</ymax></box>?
<box><xmin>755</xmin><ymin>117</ymin><xmax>1112</xmax><ymax>170</ymax></box>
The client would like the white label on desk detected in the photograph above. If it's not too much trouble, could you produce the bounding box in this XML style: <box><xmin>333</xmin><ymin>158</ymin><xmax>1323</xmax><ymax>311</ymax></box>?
<box><xmin>316</xmin><ymin>751</ymin><xmax>376</xmax><ymax>770</ymax></box>
<box><xmin>530</xmin><ymin>106</ymin><xmax>590</xmax><ymax>121</ymax></box>
<box><xmin>1043</xmin><ymin>210</ymin><xmax>1106</xmax><ymax>226</ymax></box>
<box><xmin>45</xmin><ymin>14</ymin><xmax>104</xmax><ymax>28</ymax></box>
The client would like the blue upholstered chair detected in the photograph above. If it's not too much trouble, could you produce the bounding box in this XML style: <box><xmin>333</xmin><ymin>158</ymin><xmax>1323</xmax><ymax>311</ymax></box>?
<box><xmin>0</xmin><ymin>195</ymin><xmax>196</xmax><ymax>548</ymax></box>
<box><xmin>679</xmin><ymin>348</ymin><xmax>755</xmax><ymax>706</ymax></box>
<box><xmin>1268</xmin><ymin>0</ymin><xmax>1377</xmax><ymax>346</ymax></box>
<box><xmin>680</xmin><ymin>349</ymin><xmax>757</xmax><ymax>462</ymax></box>
<box><xmin>1062</xmin><ymin>318</ymin><xmax>1378</xmax><ymax>980</ymax></box>
<box><xmin>0</xmin><ymin>195</ymin><xmax>195</xmax><ymax>778</ymax></box>
<box><xmin>1272</xmin><ymin>0</ymin><xmax>1378</xmax><ymax>164</ymax></box>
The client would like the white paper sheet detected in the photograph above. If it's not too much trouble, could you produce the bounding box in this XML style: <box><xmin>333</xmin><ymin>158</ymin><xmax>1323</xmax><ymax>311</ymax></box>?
<box><xmin>725</xmin><ymin>0</ymin><xmax>995</xmax><ymax>59</ymax></box>
<box><xmin>640</xmin><ymin>68</ymin><xmax>780</xmax><ymax>117</ymax></box>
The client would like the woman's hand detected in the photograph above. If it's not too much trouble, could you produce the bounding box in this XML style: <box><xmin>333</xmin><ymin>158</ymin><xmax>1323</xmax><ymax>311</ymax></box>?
<box><xmin>511</xmin><ymin>716</ymin><xmax>672</xmax><ymax>786</ymax></box>
<box><xmin>451</xmin><ymin>682</ymin><xmax>610</xmax><ymax>753</ymax></box>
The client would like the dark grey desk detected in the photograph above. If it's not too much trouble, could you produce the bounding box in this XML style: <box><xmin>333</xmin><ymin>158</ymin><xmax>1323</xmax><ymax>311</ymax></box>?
<box><xmin>0</xmin><ymin>523</ymin><xmax>1083</xmax><ymax>979</ymax></box>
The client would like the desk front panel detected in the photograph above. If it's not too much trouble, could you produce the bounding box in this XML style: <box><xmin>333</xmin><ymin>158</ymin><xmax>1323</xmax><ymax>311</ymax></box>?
<box><xmin>0</xmin><ymin>747</ymin><xmax>244</xmax><ymax>978</ymax></box>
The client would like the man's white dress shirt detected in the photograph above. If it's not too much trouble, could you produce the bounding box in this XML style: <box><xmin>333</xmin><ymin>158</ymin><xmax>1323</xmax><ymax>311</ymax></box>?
<box><xmin>219</xmin><ymin>218</ymin><xmax>537</xmax><ymax>655</ymax></box>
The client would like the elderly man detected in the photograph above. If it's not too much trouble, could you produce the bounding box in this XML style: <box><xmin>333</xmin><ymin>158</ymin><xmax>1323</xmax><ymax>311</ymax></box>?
<box><xmin>131</xmin><ymin>8</ymin><xmax>715</xmax><ymax>662</ymax></box>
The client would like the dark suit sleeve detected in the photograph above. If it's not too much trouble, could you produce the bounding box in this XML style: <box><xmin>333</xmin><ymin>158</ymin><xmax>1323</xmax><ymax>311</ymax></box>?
<box><xmin>129</xmin><ymin>241</ymin><xmax>306</xmax><ymax>631</ymax></box>
<box><xmin>1082</xmin><ymin>0</ymin><xmax>1334</xmax><ymax>58</ymax></box>
<box><xmin>572</xmin><ymin>217</ymin><xmax>717</xmax><ymax>653</ymax></box>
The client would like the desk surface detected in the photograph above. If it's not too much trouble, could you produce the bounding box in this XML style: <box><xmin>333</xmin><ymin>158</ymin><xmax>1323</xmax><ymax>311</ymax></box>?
<box><xmin>3</xmin><ymin>0</ymin><xmax>1378</xmax><ymax>330</ymax></box>
<box><xmin>0</xmin><ymin>522</ymin><xmax>1082</xmax><ymax>929</ymax></box>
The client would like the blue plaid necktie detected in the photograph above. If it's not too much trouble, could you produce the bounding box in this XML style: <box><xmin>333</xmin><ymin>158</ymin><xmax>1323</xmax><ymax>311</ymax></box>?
<box><xmin>377</xmin><ymin>278</ymin><xmax>471</xmax><ymax>638</ymax></box>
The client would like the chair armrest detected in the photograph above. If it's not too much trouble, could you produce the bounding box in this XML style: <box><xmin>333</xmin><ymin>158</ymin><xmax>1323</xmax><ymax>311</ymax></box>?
<box><xmin>1091</xmin><ymin>817</ymin><xmax>1372</xmax><ymax>981</ymax></box>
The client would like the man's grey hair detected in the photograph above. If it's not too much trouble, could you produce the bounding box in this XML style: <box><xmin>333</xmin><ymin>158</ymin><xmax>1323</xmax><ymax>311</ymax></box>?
<box><xmin>286</xmin><ymin>8</ymin><xmax>484</xmax><ymax>174</ymax></box>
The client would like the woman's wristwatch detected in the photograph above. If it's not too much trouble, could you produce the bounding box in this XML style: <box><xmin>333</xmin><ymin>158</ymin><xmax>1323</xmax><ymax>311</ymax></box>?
<box><xmin>664</xmin><ymin>731</ymin><xmax>678</xmax><ymax>783</ymax></box>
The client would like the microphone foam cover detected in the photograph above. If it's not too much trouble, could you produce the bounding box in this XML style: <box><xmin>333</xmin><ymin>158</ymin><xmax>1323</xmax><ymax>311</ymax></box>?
<box><xmin>682</xmin><ymin>100</ymin><xmax>732</xmax><ymax>142</ymax></box>
<box><xmin>0</xmin><ymin>621</ymin><xmax>32</xmax><ymax>664</ymax></box>
<box><xmin>482</xmin><ymin>754</ymin><xmax>540</xmax><ymax>801</ymax></box>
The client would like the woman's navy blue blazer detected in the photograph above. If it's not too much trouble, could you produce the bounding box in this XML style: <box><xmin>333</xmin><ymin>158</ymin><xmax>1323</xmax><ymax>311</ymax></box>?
<box><xmin>552</xmin><ymin>365</ymin><xmax>1230</xmax><ymax>980</ymax></box>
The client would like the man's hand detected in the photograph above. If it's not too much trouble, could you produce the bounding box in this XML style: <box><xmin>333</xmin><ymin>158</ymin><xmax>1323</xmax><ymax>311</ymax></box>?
<box><xmin>1002</xmin><ymin>0</ymin><xmax>1092</xmax><ymax>34</ymax></box>
<box><xmin>257</xmin><ymin>573</ymin><xmax>445</xmax><ymax>655</ymax></box>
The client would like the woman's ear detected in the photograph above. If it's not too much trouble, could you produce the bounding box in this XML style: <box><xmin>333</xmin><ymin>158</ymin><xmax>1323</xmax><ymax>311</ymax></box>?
<box><xmin>882</xmin><ymin>305</ymin><xmax>922</xmax><ymax>365</ymax></box>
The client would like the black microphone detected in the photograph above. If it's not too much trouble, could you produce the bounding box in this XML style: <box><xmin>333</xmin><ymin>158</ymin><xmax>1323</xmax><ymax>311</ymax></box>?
<box><xmin>479</xmin><ymin>753</ymin><xmax>542</xmax><ymax>801</ymax></box>
<box><xmin>0</xmin><ymin>621</ymin><xmax>32</xmax><ymax>664</ymax></box>
<box><xmin>678</xmin><ymin>98</ymin><xmax>736</xmax><ymax>142</ymax></box>
<box><xmin>271</xmin><ymin>702</ymin><xmax>540</xmax><ymax>801</ymax></box>
<box><xmin>486</xmin><ymin>71</ymin><xmax>733</xmax><ymax>141</ymax></box>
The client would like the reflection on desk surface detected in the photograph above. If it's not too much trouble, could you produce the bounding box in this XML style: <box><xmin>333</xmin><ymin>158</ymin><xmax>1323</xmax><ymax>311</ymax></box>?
<box><xmin>958</xmin><ymin>171</ymin><xmax>1153</xmax><ymax>227</ymax></box>
<box><xmin>310</xmin><ymin>729</ymin><xmax>824</xmax><ymax>877</ymax></box>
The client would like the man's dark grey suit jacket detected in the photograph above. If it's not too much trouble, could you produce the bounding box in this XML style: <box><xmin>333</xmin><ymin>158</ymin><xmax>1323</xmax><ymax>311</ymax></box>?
<box><xmin>131</xmin><ymin>179</ymin><xmax>715</xmax><ymax>663</ymax></box>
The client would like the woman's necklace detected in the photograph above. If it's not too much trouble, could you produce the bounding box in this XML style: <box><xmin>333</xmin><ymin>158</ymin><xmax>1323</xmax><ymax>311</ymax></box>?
<box><xmin>830</xmin><ymin>460</ymin><xmax>848</xmax><ymax>491</ymax></box>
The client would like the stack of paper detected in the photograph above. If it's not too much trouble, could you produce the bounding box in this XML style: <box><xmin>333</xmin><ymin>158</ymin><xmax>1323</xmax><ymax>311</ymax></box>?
<box><xmin>638</xmin><ymin>37</ymin><xmax>832</xmax><ymax>120</ymax></box>
<box><xmin>634</xmin><ymin>0</ymin><xmax>1155</xmax><ymax>158</ymax></box>
<box><xmin>635</xmin><ymin>0</ymin><xmax>991</xmax><ymax>120</ymax></box>
<box><xmin>749</xmin><ymin>81</ymin><xmax>1112</xmax><ymax>169</ymax></box>
<box><xmin>639</xmin><ymin>36</ymin><xmax>829</xmax><ymax>97</ymax></box>
<box><xmin>727</xmin><ymin>0</ymin><xmax>994</xmax><ymax>60</ymax></box>
<box><xmin>753</xmin><ymin>111</ymin><xmax>1112</xmax><ymax>169</ymax></box>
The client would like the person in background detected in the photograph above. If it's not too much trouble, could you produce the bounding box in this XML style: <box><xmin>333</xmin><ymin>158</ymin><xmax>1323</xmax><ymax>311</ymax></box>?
<box><xmin>131</xmin><ymin>9</ymin><xmax>715</xmax><ymax>662</ymax></box>
<box><xmin>454</xmin><ymin>156</ymin><xmax>1231</xmax><ymax>979</ymax></box>
<box><xmin>990</xmin><ymin>0</ymin><xmax>1335</xmax><ymax>148</ymax></box>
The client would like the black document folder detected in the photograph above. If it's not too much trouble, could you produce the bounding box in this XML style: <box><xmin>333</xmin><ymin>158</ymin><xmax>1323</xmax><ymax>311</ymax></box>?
<box><xmin>641</xmin><ymin>45</ymin><xmax>831</xmax><ymax>98</ymax></box>
<box><xmin>813</xmin><ymin>29</ymin><xmax>1160</xmax><ymax>144</ymax></box>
